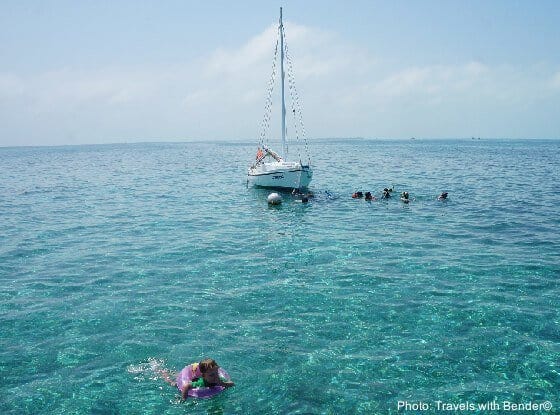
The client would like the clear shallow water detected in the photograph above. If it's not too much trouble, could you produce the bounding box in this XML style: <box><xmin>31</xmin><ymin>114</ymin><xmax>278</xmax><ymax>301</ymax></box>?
<box><xmin>1</xmin><ymin>139</ymin><xmax>559</xmax><ymax>414</ymax></box>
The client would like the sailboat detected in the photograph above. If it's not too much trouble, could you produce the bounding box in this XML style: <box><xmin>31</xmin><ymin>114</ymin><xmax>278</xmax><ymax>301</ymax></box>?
<box><xmin>247</xmin><ymin>8</ymin><xmax>313</xmax><ymax>190</ymax></box>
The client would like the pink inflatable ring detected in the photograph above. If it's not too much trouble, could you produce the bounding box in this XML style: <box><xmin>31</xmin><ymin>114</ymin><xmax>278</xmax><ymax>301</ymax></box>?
<box><xmin>176</xmin><ymin>364</ymin><xmax>232</xmax><ymax>399</ymax></box>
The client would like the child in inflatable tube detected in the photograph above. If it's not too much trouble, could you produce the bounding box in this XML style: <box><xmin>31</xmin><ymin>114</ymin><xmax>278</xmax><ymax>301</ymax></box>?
<box><xmin>161</xmin><ymin>358</ymin><xmax>235</xmax><ymax>400</ymax></box>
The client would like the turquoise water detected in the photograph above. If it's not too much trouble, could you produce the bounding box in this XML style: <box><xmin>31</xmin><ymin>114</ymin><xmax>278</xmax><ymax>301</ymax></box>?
<box><xmin>1</xmin><ymin>139</ymin><xmax>559</xmax><ymax>414</ymax></box>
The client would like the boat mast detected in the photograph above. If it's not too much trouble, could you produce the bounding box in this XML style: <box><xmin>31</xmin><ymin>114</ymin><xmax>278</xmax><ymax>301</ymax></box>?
<box><xmin>279</xmin><ymin>7</ymin><xmax>287</xmax><ymax>159</ymax></box>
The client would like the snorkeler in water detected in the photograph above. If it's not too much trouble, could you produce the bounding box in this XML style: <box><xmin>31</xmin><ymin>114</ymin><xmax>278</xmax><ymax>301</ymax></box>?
<box><xmin>382</xmin><ymin>188</ymin><xmax>391</xmax><ymax>199</ymax></box>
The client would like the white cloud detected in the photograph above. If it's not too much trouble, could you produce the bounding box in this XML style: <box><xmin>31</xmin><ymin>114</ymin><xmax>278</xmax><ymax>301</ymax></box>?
<box><xmin>551</xmin><ymin>71</ymin><xmax>560</xmax><ymax>89</ymax></box>
<box><xmin>0</xmin><ymin>73</ymin><xmax>26</xmax><ymax>97</ymax></box>
<box><xmin>1</xmin><ymin>23</ymin><xmax>559</xmax><ymax>146</ymax></box>
<box><xmin>204</xmin><ymin>24</ymin><xmax>277</xmax><ymax>77</ymax></box>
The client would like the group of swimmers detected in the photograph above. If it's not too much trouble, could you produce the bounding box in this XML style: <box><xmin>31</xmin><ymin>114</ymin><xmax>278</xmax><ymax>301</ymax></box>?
<box><xmin>352</xmin><ymin>187</ymin><xmax>448</xmax><ymax>203</ymax></box>
<box><xmin>272</xmin><ymin>187</ymin><xmax>449</xmax><ymax>205</ymax></box>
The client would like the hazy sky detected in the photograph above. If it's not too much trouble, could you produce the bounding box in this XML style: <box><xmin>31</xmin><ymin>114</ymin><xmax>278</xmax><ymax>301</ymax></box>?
<box><xmin>1</xmin><ymin>0</ymin><xmax>559</xmax><ymax>146</ymax></box>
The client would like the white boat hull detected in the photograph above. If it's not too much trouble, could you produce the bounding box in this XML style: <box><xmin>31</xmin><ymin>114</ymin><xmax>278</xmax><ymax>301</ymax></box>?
<box><xmin>248</xmin><ymin>162</ymin><xmax>312</xmax><ymax>190</ymax></box>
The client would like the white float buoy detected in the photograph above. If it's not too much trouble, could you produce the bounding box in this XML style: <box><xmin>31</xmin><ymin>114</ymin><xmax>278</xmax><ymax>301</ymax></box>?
<box><xmin>267</xmin><ymin>192</ymin><xmax>282</xmax><ymax>205</ymax></box>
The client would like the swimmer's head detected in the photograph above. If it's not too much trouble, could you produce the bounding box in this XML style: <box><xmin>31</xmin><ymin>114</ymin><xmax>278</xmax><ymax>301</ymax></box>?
<box><xmin>199</xmin><ymin>358</ymin><xmax>218</xmax><ymax>373</ymax></box>
<box><xmin>199</xmin><ymin>359</ymin><xmax>220</xmax><ymax>384</ymax></box>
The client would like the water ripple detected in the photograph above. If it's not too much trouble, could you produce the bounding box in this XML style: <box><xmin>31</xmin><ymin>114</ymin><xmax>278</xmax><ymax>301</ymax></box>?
<box><xmin>0</xmin><ymin>140</ymin><xmax>558</xmax><ymax>414</ymax></box>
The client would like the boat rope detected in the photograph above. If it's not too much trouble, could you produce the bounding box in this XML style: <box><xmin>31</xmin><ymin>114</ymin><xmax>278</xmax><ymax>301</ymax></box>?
<box><xmin>259</xmin><ymin>32</ymin><xmax>280</xmax><ymax>150</ymax></box>
<box><xmin>257</xmin><ymin>19</ymin><xmax>311</xmax><ymax>167</ymax></box>
<box><xmin>284</xmin><ymin>36</ymin><xmax>300</xmax><ymax>163</ymax></box>
<box><xmin>284</xmin><ymin>36</ymin><xmax>311</xmax><ymax>166</ymax></box>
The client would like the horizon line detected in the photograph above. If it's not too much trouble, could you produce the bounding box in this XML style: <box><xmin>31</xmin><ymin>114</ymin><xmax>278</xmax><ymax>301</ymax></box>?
<box><xmin>1</xmin><ymin>136</ymin><xmax>559</xmax><ymax>149</ymax></box>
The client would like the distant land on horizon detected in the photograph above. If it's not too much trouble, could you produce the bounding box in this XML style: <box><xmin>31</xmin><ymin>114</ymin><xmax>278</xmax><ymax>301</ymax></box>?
<box><xmin>2</xmin><ymin>136</ymin><xmax>559</xmax><ymax>149</ymax></box>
